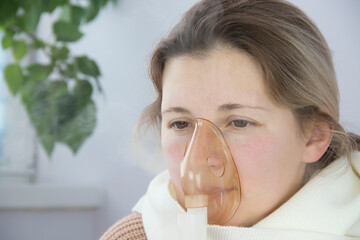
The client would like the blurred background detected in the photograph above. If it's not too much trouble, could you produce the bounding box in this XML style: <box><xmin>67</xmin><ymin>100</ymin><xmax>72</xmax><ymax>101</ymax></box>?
<box><xmin>0</xmin><ymin>0</ymin><xmax>359</xmax><ymax>239</ymax></box>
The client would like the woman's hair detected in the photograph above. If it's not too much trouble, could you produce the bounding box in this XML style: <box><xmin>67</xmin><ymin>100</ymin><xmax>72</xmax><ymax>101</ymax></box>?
<box><xmin>137</xmin><ymin>0</ymin><xmax>360</xmax><ymax>173</ymax></box>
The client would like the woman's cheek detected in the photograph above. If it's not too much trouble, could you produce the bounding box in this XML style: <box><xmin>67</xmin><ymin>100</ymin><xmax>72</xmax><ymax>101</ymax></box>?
<box><xmin>162</xmin><ymin>136</ymin><xmax>188</xmax><ymax>181</ymax></box>
<box><xmin>229</xmin><ymin>136</ymin><xmax>277</xmax><ymax>179</ymax></box>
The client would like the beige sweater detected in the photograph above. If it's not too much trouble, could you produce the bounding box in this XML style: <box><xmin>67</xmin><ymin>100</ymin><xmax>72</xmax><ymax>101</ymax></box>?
<box><xmin>100</xmin><ymin>212</ymin><xmax>147</xmax><ymax>240</ymax></box>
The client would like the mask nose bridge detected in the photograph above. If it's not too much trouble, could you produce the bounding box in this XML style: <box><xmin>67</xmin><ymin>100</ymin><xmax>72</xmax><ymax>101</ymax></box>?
<box><xmin>184</xmin><ymin>119</ymin><xmax>226</xmax><ymax>176</ymax></box>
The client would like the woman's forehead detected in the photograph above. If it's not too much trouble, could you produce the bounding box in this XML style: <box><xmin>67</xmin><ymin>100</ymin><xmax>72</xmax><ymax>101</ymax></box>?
<box><xmin>161</xmin><ymin>48</ymin><xmax>269</xmax><ymax>109</ymax></box>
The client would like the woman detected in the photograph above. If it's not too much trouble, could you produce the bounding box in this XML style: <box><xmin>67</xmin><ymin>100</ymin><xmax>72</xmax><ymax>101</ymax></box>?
<box><xmin>101</xmin><ymin>0</ymin><xmax>360</xmax><ymax>239</ymax></box>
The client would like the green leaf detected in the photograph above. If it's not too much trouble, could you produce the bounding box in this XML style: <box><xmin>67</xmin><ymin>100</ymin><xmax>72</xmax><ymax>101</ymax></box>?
<box><xmin>42</xmin><ymin>0</ymin><xmax>69</xmax><ymax>13</ymax></box>
<box><xmin>101</xmin><ymin>0</ymin><xmax>110</xmax><ymax>7</ymax></box>
<box><xmin>12</xmin><ymin>40</ymin><xmax>28</xmax><ymax>60</ymax></box>
<box><xmin>55</xmin><ymin>94</ymin><xmax>78</xmax><ymax>126</ymax></box>
<box><xmin>59</xmin><ymin>5</ymin><xmax>71</xmax><ymax>22</ymax></box>
<box><xmin>40</xmin><ymin>133</ymin><xmax>56</xmax><ymax>156</ymax></box>
<box><xmin>53</xmin><ymin>21</ymin><xmax>83</xmax><ymax>42</ymax></box>
<box><xmin>21</xmin><ymin>81</ymin><xmax>56</xmax><ymax>155</ymax></box>
<box><xmin>24</xmin><ymin>4</ymin><xmax>42</xmax><ymax>33</ymax></box>
<box><xmin>75</xmin><ymin>56</ymin><xmax>100</xmax><ymax>77</ymax></box>
<box><xmin>49</xmin><ymin>81</ymin><xmax>68</xmax><ymax>101</ymax></box>
<box><xmin>27</xmin><ymin>64</ymin><xmax>53</xmax><ymax>82</ymax></box>
<box><xmin>5</xmin><ymin>26</ymin><xmax>17</xmax><ymax>36</ymax></box>
<box><xmin>21</xmin><ymin>89</ymin><xmax>76</xmax><ymax>155</ymax></box>
<box><xmin>21</xmin><ymin>0</ymin><xmax>38</xmax><ymax>12</ymax></box>
<box><xmin>58</xmin><ymin>100</ymin><xmax>97</xmax><ymax>153</ymax></box>
<box><xmin>51</xmin><ymin>45</ymin><xmax>69</xmax><ymax>60</ymax></box>
<box><xmin>59</xmin><ymin>5</ymin><xmax>86</xmax><ymax>26</ymax></box>
<box><xmin>14</xmin><ymin>15</ymin><xmax>26</xmax><ymax>32</ymax></box>
<box><xmin>0</xmin><ymin>0</ymin><xmax>18</xmax><ymax>23</ymax></box>
<box><xmin>21</xmin><ymin>81</ymin><xmax>71</xmax><ymax>156</ymax></box>
<box><xmin>63</xmin><ymin>63</ymin><xmax>77</xmax><ymax>78</ymax></box>
<box><xmin>4</xmin><ymin>64</ymin><xmax>23</xmax><ymax>95</ymax></box>
<box><xmin>85</xmin><ymin>0</ymin><xmax>101</xmax><ymax>22</ymax></box>
<box><xmin>31</xmin><ymin>39</ymin><xmax>46</xmax><ymax>49</ymax></box>
<box><xmin>73</xmin><ymin>80</ymin><xmax>93</xmax><ymax>109</ymax></box>
<box><xmin>98</xmin><ymin>0</ymin><xmax>117</xmax><ymax>7</ymax></box>
<box><xmin>71</xmin><ymin>5</ymin><xmax>86</xmax><ymax>26</ymax></box>
<box><xmin>1</xmin><ymin>33</ymin><xmax>13</xmax><ymax>49</ymax></box>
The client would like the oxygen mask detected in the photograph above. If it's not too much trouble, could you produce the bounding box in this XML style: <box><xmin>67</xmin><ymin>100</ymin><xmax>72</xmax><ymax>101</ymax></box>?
<box><xmin>180</xmin><ymin>118</ymin><xmax>241</xmax><ymax>225</ymax></box>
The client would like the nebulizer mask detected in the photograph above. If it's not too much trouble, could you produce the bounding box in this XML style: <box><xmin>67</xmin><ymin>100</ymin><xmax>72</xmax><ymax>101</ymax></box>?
<box><xmin>177</xmin><ymin>118</ymin><xmax>241</xmax><ymax>240</ymax></box>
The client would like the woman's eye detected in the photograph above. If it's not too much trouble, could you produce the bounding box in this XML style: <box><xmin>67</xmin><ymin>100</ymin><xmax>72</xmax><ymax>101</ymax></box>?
<box><xmin>171</xmin><ymin>121</ymin><xmax>190</xmax><ymax>130</ymax></box>
<box><xmin>230</xmin><ymin>120</ymin><xmax>252</xmax><ymax>128</ymax></box>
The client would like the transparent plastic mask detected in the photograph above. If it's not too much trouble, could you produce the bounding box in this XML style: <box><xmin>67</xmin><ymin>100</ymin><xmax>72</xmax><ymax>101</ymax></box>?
<box><xmin>180</xmin><ymin>118</ymin><xmax>241</xmax><ymax>225</ymax></box>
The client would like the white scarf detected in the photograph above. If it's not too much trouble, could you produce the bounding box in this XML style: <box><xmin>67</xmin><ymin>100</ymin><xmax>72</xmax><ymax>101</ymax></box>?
<box><xmin>133</xmin><ymin>152</ymin><xmax>360</xmax><ymax>240</ymax></box>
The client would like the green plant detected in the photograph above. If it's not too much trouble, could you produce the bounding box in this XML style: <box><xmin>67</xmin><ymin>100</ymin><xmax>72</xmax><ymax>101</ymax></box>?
<box><xmin>0</xmin><ymin>0</ymin><xmax>115</xmax><ymax>156</ymax></box>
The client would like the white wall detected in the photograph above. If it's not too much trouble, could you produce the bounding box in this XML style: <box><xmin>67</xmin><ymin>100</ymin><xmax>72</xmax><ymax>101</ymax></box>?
<box><xmin>1</xmin><ymin>1</ymin><xmax>359</xmax><ymax>240</ymax></box>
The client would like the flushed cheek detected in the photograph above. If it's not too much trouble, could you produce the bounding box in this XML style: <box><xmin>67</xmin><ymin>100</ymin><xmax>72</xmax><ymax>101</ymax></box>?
<box><xmin>161</xmin><ymin>136</ymin><xmax>188</xmax><ymax>184</ymax></box>
<box><xmin>162</xmin><ymin>136</ymin><xmax>187</xmax><ymax>160</ymax></box>
<box><xmin>228</xmin><ymin>137</ymin><xmax>287</xmax><ymax>216</ymax></box>
<box><xmin>229</xmin><ymin>136</ymin><xmax>284</xmax><ymax>185</ymax></box>
<box><xmin>229</xmin><ymin>134</ymin><xmax>303</xmax><ymax>209</ymax></box>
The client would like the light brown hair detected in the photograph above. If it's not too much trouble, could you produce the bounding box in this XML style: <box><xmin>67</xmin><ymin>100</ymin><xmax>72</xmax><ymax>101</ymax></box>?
<box><xmin>137</xmin><ymin>0</ymin><xmax>360</xmax><ymax>173</ymax></box>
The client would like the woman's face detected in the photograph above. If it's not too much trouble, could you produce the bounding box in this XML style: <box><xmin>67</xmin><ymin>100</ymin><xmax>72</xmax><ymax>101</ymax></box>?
<box><xmin>160</xmin><ymin>48</ymin><xmax>308</xmax><ymax>226</ymax></box>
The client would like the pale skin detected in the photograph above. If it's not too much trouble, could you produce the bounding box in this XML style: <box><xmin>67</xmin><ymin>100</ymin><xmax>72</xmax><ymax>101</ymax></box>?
<box><xmin>160</xmin><ymin>47</ymin><xmax>332</xmax><ymax>226</ymax></box>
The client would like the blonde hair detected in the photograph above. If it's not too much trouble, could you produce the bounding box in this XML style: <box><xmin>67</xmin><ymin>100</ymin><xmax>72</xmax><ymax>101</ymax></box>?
<box><xmin>137</xmin><ymin>0</ymin><xmax>360</xmax><ymax>171</ymax></box>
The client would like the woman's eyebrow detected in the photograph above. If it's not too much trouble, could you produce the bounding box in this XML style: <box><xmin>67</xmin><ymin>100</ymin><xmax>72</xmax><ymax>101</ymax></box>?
<box><xmin>218</xmin><ymin>103</ymin><xmax>269</xmax><ymax>112</ymax></box>
<box><xmin>161</xmin><ymin>107</ymin><xmax>192</xmax><ymax>115</ymax></box>
<box><xmin>162</xmin><ymin>104</ymin><xmax>269</xmax><ymax>115</ymax></box>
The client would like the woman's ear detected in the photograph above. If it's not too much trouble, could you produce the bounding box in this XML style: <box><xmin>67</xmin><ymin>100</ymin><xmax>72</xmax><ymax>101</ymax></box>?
<box><xmin>302</xmin><ymin>123</ymin><xmax>333</xmax><ymax>163</ymax></box>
